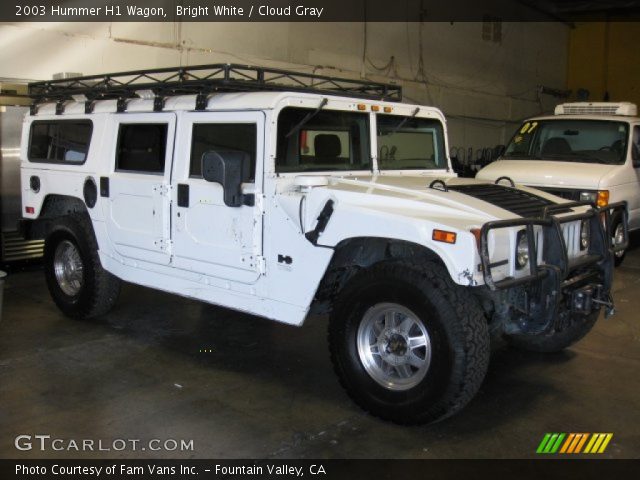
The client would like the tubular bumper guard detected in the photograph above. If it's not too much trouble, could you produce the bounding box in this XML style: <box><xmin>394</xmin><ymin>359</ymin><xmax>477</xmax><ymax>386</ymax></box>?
<box><xmin>479</xmin><ymin>201</ymin><xmax>628</xmax><ymax>292</ymax></box>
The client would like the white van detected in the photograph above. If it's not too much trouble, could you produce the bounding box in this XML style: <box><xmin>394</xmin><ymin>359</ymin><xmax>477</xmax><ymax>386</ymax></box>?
<box><xmin>477</xmin><ymin>102</ymin><xmax>639</xmax><ymax>265</ymax></box>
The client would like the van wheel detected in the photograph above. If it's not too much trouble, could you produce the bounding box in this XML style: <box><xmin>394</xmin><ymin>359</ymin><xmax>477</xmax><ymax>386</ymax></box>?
<box><xmin>506</xmin><ymin>310</ymin><xmax>599</xmax><ymax>353</ymax></box>
<box><xmin>612</xmin><ymin>217</ymin><xmax>626</xmax><ymax>267</ymax></box>
<box><xmin>328</xmin><ymin>260</ymin><xmax>490</xmax><ymax>425</ymax></box>
<box><xmin>44</xmin><ymin>215</ymin><xmax>121</xmax><ymax>319</ymax></box>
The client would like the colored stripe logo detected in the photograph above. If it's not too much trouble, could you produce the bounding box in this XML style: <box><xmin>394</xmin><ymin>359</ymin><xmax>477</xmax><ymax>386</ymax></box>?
<box><xmin>536</xmin><ymin>433</ymin><xmax>613</xmax><ymax>454</ymax></box>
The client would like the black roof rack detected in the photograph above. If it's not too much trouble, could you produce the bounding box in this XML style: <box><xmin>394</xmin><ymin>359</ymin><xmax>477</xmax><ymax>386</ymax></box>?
<box><xmin>28</xmin><ymin>63</ymin><xmax>402</xmax><ymax>114</ymax></box>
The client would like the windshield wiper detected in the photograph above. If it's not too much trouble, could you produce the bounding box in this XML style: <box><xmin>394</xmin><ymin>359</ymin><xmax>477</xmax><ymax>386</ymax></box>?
<box><xmin>285</xmin><ymin>98</ymin><xmax>328</xmax><ymax>138</ymax></box>
<box><xmin>388</xmin><ymin>107</ymin><xmax>420</xmax><ymax>135</ymax></box>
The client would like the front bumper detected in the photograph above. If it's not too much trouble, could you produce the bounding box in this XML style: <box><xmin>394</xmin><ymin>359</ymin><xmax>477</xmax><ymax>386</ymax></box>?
<box><xmin>478</xmin><ymin>201</ymin><xmax>628</xmax><ymax>334</ymax></box>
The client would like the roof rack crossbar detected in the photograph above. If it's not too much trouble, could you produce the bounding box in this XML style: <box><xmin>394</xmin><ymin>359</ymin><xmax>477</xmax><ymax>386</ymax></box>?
<box><xmin>28</xmin><ymin>63</ymin><xmax>402</xmax><ymax>106</ymax></box>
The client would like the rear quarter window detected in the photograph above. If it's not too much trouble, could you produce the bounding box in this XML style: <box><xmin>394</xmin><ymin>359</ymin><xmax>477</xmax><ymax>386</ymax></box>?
<box><xmin>28</xmin><ymin>120</ymin><xmax>93</xmax><ymax>164</ymax></box>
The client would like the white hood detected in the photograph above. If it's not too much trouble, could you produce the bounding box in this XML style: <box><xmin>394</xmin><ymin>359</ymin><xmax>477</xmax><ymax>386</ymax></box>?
<box><xmin>476</xmin><ymin>159</ymin><xmax>615</xmax><ymax>189</ymax></box>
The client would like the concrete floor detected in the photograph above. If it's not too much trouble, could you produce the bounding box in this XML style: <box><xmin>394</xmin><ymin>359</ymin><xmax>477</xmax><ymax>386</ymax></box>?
<box><xmin>1</xmin><ymin>246</ymin><xmax>639</xmax><ymax>459</ymax></box>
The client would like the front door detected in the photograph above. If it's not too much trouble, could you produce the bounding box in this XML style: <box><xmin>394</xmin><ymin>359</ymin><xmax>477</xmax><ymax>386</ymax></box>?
<box><xmin>171</xmin><ymin>111</ymin><xmax>265</xmax><ymax>283</ymax></box>
<box><xmin>102</xmin><ymin>113</ymin><xmax>176</xmax><ymax>265</ymax></box>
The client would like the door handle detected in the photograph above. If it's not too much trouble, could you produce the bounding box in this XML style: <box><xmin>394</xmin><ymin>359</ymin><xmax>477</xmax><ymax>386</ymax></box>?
<box><xmin>177</xmin><ymin>184</ymin><xmax>189</xmax><ymax>208</ymax></box>
<box><xmin>99</xmin><ymin>177</ymin><xmax>110</xmax><ymax>197</ymax></box>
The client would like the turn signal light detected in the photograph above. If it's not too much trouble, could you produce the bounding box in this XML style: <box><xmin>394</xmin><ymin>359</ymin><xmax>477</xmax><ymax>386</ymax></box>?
<box><xmin>433</xmin><ymin>229</ymin><xmax>457</xmax><ymax>244</ymax></box>
<box><xmin>470</xmin><ymin>228</ymin><xmax>482</xmax><ymax>251</ymax></box>
<box><xmin>25</xmin><ymin>206</ymin><xmax>35</xmax><ymax>214</ymax></box>
<box><xmin>597</xmin><ymin>190</ymin><xmax>609</xmax><ymax>207</ymax></box>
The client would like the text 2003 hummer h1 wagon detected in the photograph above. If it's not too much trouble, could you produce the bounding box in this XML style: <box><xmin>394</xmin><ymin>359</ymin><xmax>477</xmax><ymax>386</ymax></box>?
<box><xmin>19</xmin><ymin>65</ymin><xmax>628</xmax><ymax>424</ymax></box>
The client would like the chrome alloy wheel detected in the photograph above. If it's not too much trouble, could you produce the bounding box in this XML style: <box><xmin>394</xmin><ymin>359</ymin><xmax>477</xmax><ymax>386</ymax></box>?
<box><xmin>53</xmin><ymin>240</ymin><xmax>84</xmax><ymax>296</ymax></box>
<box><xmin>613</xmin><ymin>223</ymin><xmax>625</xmax><ymax>258</ymax></box>
<box><xmin>356</xmin><ymin>303</ymin><xmax>432</xmax><ymax>391</ymax></box>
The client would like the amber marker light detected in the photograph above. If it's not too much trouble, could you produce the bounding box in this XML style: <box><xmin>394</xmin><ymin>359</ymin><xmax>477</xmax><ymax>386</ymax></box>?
<box><xmin>470</xmin><ymin>228</ymin><xmax>482</xmax><ymax>250</ymax></box>
<box><xmin>596</xmin><ymin>190</ymin><xmax>609</xmax><ymax>207</ymax></box>
<box><xmin>357</xmin><ymin>104</ymin><xmax>367</xmax><ymax>111</ymax></box>
<box><xmin>371</xmin><ymin>105</ymin><xmax>380</xmax><ymax>112</ymax></box>
<box><xmin>383</xmin><ymin>106</ymin><xmax>393</xmax><ymax>113</ymax></box>
<box><xmin>433</xmin><ymin>229</ymin><xmax>457</xmax><ymax>244</ymax></box>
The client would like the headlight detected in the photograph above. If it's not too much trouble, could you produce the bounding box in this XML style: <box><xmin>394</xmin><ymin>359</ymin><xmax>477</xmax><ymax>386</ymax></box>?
<box><xmin>516</xmin><ymin>230</ymin><xmax>529</xmax><ymax>270</ymax></box>
<box><xmin>580</xmin><ymin>219</ymin><xmax>590</xmax><ymax>251</ymax></box>
<box><xmin>579</xmin><ymin>190</ymin><xmax>609</xmax><ymax>207</ymax></box>
<box><xmin>579</xmin><ymin>191</ymin><xmax>597</xmax><ymax>204</ymax></box>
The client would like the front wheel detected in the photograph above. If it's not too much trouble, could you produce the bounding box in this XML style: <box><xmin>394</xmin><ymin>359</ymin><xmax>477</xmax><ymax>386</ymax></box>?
<box><xmin>612</xmin><ymin>218</ymin><xmax>626</xmax><ymax>267</ymax></box>
<box><xmin>328</xmin><ymin>261</ymin><xmax>490</xmax><ymax>425</ymax></box>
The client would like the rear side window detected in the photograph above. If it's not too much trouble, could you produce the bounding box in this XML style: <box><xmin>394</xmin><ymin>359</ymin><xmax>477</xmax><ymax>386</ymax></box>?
<box><xmin>28</xmin><ymin>120</ymin><xmax>92</xmax><ymax>163</ymax></box>
<box><xmin>116</xmin><ymin>124</ymin><xmax>168</xmax><ymax>173</ymax></box>
<box><xmin>190</xmin><ymin>123</ymin><xmax>257</xmax><ymax>180</ymax></box>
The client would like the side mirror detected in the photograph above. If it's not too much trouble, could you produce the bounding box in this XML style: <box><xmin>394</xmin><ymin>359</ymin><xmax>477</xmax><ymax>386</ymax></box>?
<box><xmin>632</xmin><ymin>144</ymin><xmax>640</xmax><ymax>168</ymax></box>
<box><xmin>202</xmin><ymin>150</ymin><xmax>251</xmax><ymax>207</ymax></box>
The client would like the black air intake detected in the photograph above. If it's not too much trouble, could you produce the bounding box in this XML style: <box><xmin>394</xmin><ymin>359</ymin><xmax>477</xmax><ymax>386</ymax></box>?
<box><xmin>449</xmin><ymin>184</ymin><xmax>570</xmax><ymax>218</ymax></box>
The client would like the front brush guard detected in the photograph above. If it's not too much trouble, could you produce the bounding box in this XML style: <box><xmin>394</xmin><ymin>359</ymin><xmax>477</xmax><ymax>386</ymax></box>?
<box><xmin>478</xmin><ymin>201</ymin><xmax>628</xmax><ymax>334</ymax></box>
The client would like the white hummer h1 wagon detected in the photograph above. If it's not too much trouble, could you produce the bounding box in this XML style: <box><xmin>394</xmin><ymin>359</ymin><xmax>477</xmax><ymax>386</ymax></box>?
<box><xmin>19</xmin><ymin>65</ymin><xmax>628</xmax><ymax>424</ymax></box>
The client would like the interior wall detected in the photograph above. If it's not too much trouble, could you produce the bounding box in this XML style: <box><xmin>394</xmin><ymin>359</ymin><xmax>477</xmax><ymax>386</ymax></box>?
<box><xmin>0</xmin><ymin>21</ymin><xmax>569</xmax><ymax>154</ymax></box>
<box><xmin>567</xmin><ymin>21</ymin><xmax>640</xmax><ymax>107</ymax></box>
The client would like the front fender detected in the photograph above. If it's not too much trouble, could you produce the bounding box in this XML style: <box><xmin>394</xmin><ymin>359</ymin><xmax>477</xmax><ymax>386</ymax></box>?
<box><xmin>308</xmin><ymin>198</ymin><xmax>482</xmax><ymax>286</ymax></box>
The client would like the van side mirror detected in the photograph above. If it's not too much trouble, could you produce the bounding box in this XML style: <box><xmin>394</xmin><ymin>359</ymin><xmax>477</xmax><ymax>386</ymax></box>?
<box><xmin>202</xmin><ymin>150</ymin><xmax>251</xmax><ymax>207</ymax></box>
<box><xmin>633</xmin><ymin>144</ymin><xmax>640</xmax><ymax>168</ymax></box>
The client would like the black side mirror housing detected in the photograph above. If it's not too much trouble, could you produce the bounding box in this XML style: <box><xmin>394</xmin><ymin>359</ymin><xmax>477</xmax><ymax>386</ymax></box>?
<box><xmin>632</xmin><ymin>144</ymin><xmax>640</xmax><ymax>168</ymax></box>
<box><xmin>202</xmin><ymin>150</ymin><xmax>251</xmax><ymax>207</ymax></box>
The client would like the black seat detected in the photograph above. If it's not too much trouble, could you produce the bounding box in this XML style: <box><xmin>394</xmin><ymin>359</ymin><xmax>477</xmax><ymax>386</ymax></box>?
<box><xmin>314</xmin><ymin>134</ymin><xmax>343</xmax><ymax>164</ymax></box>
<box><xmin>541</xmin><ymin>137</ymin><xmax>572</xmax><ymax>155</ymax></box>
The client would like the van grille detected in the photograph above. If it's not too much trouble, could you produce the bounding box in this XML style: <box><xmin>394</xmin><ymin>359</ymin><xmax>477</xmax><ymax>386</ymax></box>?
<box><xmin>534</xmin><ymin>186</ymin><xmax>581</xmax><ymax>201</ymax></box>
<box><xmin>449</xmin><ymin>184</ymin><xmax>569</xmax><ymax>218</ymax></box>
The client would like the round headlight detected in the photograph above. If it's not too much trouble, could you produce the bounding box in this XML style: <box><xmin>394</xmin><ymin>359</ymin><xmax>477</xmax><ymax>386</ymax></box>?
<box><xmin>580</xmin><ymin>219</ymin><xmax>590</xmax><ymax>250</ymax></box>
<box><xmin>516</xmin><ymin>230</ymin><xmax>529</xmax><ymax>270</ymax></box>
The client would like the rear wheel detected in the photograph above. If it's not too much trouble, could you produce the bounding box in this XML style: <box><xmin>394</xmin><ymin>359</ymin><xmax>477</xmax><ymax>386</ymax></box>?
<box><xmin>328</xmin><ymin>260</ymin><xmax>490</xmax><ymax>425</ymax></box>
<box><xmin>44</xmin><ymin>215</ymin><xmax>121</xmax><ymax>319</ymax></box>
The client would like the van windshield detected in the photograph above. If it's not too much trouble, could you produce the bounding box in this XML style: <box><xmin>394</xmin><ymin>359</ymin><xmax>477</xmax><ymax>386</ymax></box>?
<box><xmin>504</xmin><ymin>119</ymin><xmax>629</xmax><ymax>165</ymax></box>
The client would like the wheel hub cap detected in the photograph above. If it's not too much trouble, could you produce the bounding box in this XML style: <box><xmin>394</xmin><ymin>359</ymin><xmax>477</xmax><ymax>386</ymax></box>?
<box><xmin>614</xmin><ymin>224</ymin><xmax>625</xmax><ymax>258</ymax></box>
<box><xmin>53</xmin><ymin>240</ymin><xmax>84</xmax><ymax>297</ymax></box>
<box><xmin>357</xmin><ymin>303</ymin><xmax>432</xmax><ymax>391</ymax></box>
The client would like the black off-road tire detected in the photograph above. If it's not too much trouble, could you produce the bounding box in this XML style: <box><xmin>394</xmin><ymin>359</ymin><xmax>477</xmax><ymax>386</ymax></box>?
<box><xmin>328</xmin><ymin>260</ymin><xmax>490</xmax><ymax>425</ymax></box>
<box><xmin>506</xmin><ymin>310</ymin><xmax>600</xmax><ymax>353</ymax></box>
<box><xmin>44</xmin><ymin>214</ymin><xmax>121</xmax><ymax>319</ymax></box>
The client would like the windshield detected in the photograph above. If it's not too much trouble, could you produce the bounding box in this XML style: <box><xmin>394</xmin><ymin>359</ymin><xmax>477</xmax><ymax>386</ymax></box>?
<box><xmin>504</xmin><ymin>119</ymin><xmax>629</xmax><ymax>165</ymax></box>
<box><xmin>377</xmin><ymin>114</ymin><xmax>447</xmax><ymax>170</ymax></box>
<box><xmin>276</xmin><ymin>107</ymin><xmax>370</xmax><ymax>172</ymax></box>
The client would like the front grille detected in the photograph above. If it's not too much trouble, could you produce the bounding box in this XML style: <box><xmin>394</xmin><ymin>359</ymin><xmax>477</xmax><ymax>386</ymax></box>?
<box><xmin>534</xmin><ymin>186</ymin><xmax>581</xmax><ymax>201</ymax></box>
<box><xmin>449</xmin><ymin>183</ymin><xmax>569</xmax><ymax>218</ymax></box>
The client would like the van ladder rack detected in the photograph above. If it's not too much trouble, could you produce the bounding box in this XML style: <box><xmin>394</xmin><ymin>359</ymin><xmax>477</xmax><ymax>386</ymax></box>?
<box><xmin>28</xmin><ymin>63</ymin><xmax>402</xmax><ymax>114</ymax></box>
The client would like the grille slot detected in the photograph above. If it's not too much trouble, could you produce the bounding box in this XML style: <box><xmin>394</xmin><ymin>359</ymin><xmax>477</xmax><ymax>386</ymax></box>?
<box><xmin>534</xmin><ymin>186</ymin><xmax>581</xmax><ymax>201</ymax></box>
<box><xmin>449</xmin><ymin>184</ymin><xmax>570</xmax><ymax>218</ymax></box>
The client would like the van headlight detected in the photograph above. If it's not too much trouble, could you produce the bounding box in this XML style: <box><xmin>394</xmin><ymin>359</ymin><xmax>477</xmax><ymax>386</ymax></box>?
<box><xmin>579</xmin><ymin>191</ymin><xmax>597</xmax><ymax>204</ymax></box>
<box><xmin>580</xmin><ymin>219</ymin><xmax>590</xmax><ymax>251</ymax></box>
<box><xmin>516</xmin><ymin>230</ymin><xmax>529</xmax><ymax>270</ymax></box>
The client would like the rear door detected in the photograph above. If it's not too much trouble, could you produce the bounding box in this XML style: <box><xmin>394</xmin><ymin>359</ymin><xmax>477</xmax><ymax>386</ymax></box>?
<box><xmin>102</xmin><ymin>113</ymin><xmax>176</xmax><ymax>265</ymax></box>
<box><xmin>171</xmin><ymin>111</ymin><xmax>264</xmax><ymax>283</ymax></box>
